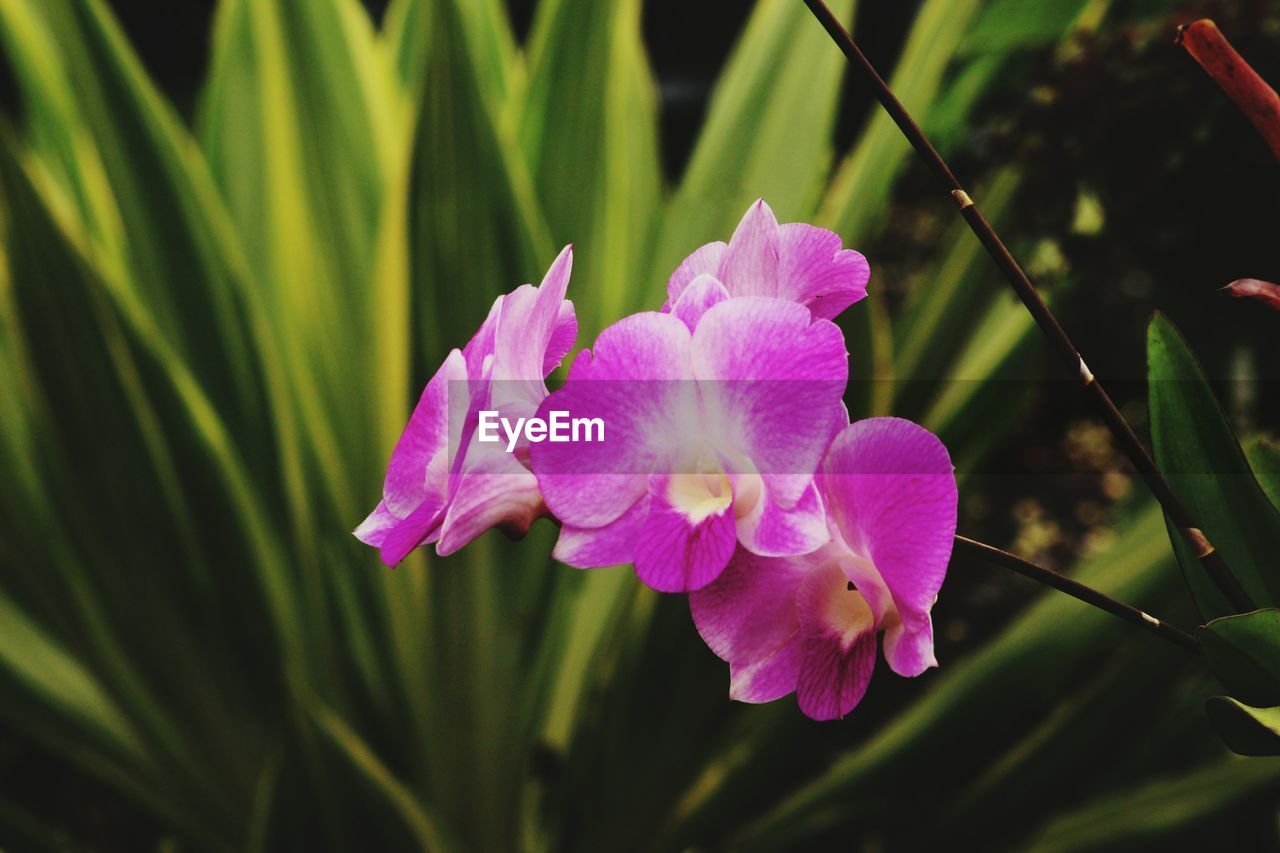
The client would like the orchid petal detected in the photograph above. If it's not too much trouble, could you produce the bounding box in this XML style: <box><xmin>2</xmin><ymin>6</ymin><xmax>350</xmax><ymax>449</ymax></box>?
<box><xmin>671</xmin><ymin>273</ymin><xmax>731</xmax><ymax>332</ymax></box>
<box><xmin>553</xmin><ymin>497</ymin><xmax>650</xmax><ymax>568</ymax></box>
<box><xmin>493</xmin><ymin>245</ymin><xmax>574</xmax><ymax>382</ymax></box>
<box><xmin>735</xmin><ymin>477</ymin><xmax>830</xmax><ymax>557</ymax></box>
<box><xmin>776</xmin><ymin>222</ymin><xmax>869</xmax><ymax>320</ymax></box>
<box><xmin>795</xmin><ymin>561</ymin><xmax>878</xmax><ymax>720</ymax></box>
<box><xmin>692</xmin><ymin>297</ymin><xmax>847</xmax><ymax>504</ymax></box>
<box><xmin>533</xmin><ymin>313</ymin><xmax>697</xmax><ymax>528</ymax></box>
<box><xmin>543</xmin><ymin>300</ymin><xmax>579</xmax><ymax>375</ymax></box>
<box><xmin>666</xmin><ymin>241</ymin><xmax>727</xmax><ymax>304</ymax></box>
<box><xmin>633</xmin><ymin>472</ymin><xmax>737</xmax><ymax>592</ymax></box>
<box><xmin>376</xmin><ymin>498</ymin><xmax>447</xmax><ymax>567</ymax></box>
<box><xmin>436</xmin><ymin>444</ymin><xmax>543</xmax><ymax>556</ymax></box>
<box><xmin>690</xmin><ymin>549</ymin><xmax>813</xmax><ymax>703</ymax></box>
<box><xmin>821</xmin><ymin>418</ymin><xmax>957</xmax><ymax>678</ymax></box>
<box><xmin>717</xmin><ymin>199</ymin><xmax>781</xmax><ymax>299</ymax></box>
<box><xmin>382</xmin><ymin>349</ymin><xmax>464</xmax><ymax>516</ymax></box>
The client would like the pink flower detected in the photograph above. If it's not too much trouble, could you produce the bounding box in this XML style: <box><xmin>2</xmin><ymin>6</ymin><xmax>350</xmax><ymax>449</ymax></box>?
<box><xmin>664</xmin><ymin>199</ymin><xmax>869</xmax><ymax>328</ymax></box>
<box><xmin>690</xmin><ymin>418</ymin><xmax>957</xmax><ymax>720</ymax></box>
<box><xmin>355</xmin><ymin>247</ymin><xmax>577</xmax><ymax>565</ymax></box>
<box><xmin>530</xmin><ymin>296</ymin><xmax>849</xmax><ymax>593</ymax></box>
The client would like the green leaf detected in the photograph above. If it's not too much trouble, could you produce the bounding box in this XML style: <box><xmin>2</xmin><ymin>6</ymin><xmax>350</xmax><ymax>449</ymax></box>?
<box><xmin>1246</xmin><ymin>436</ymin><xmax>1280</xmax><ymax>513</ymax></box>
<box><xmin>1204</xmin><ymin>697</ymin><xmax>1280</xmax><ymax>757</ymax></box>
<box><xmin>649</xmin><ymin>0</ymin><xmax>856</xmax><ymax>296</ymax></box>
<box><xmin>1147</xmin><ymin>312</ymin><xmax>1280</xmax><ymax>616</ymax></box>
<box><xmin>199</xmin><ymin>0</ymin><xmax>410</xmax><ymax>521</ymax></box>
<box><xmin>1198</xmin><ymin>609</ymin><xmax>1280</xmax><ymax>706</ymax></box>
<box><xmin>1024</xmin><ymin>754</ymin><xmax>1280</xmax><ymax>851</ymax></box>
<box><xmin>308</xmin><ymin>700</ymin><xmax>451</xmax><ymax>850</ymax></box>
<box><xmin>402</xmin><ymin>0</ymin><xmax>553</xmax><ymax>362</ymax></box>
<box><xmin>958</xmin><ymin>0</ymin><xmax>1094</xmax><ymax>57</ymax></box>
<box><xmin>0</xmin><ymin>0</ymin><xmax>265</xmax><ymax>434</ymax></box>
<box><xmin>520</xmin><ymin>0</ymin><xmax>662</xmax><ymax>333</ymax></box>
<box><xmin>0</xmin><ymin>589</ymin><xmax>147</xmax><ymax>769</ymax></box>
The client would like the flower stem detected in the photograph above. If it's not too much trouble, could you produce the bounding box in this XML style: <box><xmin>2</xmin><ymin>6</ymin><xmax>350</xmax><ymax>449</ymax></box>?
<box><xmin>953</xmin><ymin>536</ymin><xmax>1199</xmax><ymax>653</ymax></box>
<box><xmin>801</xmin><ymin>0</ymin><xmax>1255</xmax><ymax>614</ymax></box>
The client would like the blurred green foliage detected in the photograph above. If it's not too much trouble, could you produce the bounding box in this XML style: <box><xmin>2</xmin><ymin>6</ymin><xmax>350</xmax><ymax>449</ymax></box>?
<box><xmin>0</xmin><ymin>0</ymin><xmax>1277</xmax><ymax>850</ymax></box>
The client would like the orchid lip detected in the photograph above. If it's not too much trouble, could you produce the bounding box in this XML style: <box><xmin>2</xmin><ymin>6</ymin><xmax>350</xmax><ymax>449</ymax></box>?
<box><xmin>665</xmin><ymin>449</ymin><xmax>733</xmax><ymax>523</ymax></box>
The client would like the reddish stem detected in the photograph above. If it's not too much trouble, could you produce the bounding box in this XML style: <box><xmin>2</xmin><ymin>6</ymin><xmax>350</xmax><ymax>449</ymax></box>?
<box><xmin>1178</xmin><ymin>19</ymin><xmax>1280</xmax><ymax>161</ymax></box>
<box><xmin>1222</xmin><ymin>278</ymin><xmax>1280</xmax><ymax>312</ymax></box>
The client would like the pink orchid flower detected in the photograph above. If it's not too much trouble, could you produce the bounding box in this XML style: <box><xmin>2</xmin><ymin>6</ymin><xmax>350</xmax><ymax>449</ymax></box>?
<box><xmin>664</xmin><ymin>199</ymin><xmax>869</xmax><ymax>326</ymax></box>
<box><xmin>690</xmin><ymin>418</ymin><xmax>957</xmax><ymax>720</ymax></box>
<box><xmin>355</xmin><ymin>246</ymin><xmax>577</xmax><ymax>566</ymax></box>
<box><xmin>531</xmin><ymin>296</ymin><xmax>849</xmax><ymax>593</ymax></box>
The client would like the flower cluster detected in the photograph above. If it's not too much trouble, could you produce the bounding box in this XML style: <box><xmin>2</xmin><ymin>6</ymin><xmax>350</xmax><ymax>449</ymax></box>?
<box><xmin>358</xmin><ymin>200</ymin><xmax>958</xmax><ymax>720</ymax></box>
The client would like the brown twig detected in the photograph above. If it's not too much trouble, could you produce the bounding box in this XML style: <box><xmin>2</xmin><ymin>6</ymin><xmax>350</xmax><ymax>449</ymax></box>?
<box><xmin>954</xmin><ymin>536</ymin><xmax>1199</xmax><ymax>653</ymax></box>
<box><xmin>1178</xmin><ymin>19</ymin><xmax>1280</xmax><ymax>161</ymax></box>
<box><xmin>801</xmin><ymin>0</ymin><xmax>1255</xmax><ymax>613</ymax></box>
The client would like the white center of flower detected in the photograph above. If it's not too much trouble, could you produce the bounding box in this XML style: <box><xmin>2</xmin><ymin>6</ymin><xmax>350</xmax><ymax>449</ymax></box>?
<box><xmin>819</xmin><ymin>573</ymin><xmax>876</xmax><ymax>651</ymax></box>
<box><xmin>667</xmin><ymin>453</ymin><xmax>733</xmax><ymax>523</ymax></box>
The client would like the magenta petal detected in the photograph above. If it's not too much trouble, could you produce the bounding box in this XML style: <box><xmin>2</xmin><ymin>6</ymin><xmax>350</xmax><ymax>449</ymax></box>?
<box><xmin>736</xmin><ymin>478</ymin><xmax>830</xmax><ymax>557</ymax></box>
<box><xmin>796</xmin><ymin>630</ymin><xmax>877</xmax><ymax>721</ymax></box>
<box><xmin>353</xmin><ymin>501</ymin><xmax>401</xmax><ymax>548</ymax></box>
<box><xmin>486</xmin><ymin>246</ymin><xmax>576</xmax><ymax>415</ymax></box>
<box><xmin>776</xmin><ymin>222</ymin><xmax>869</xmax><ymax>320</ymax></box>
<box><xmin>383</xmin><ymin>350</ymin><xmax>464</xmax><ymax>516</ymax></box>
<box><xmin>671</xmin><ymin>273</ymin><xmax>731</xmax><ymax>332</ymax></box>
<box><xmin>690</xmin><ymin>549</ymin><xmax>813</xmax><ymax>703</ymax></box>
<box><xmin>436</xmin><ymin>445</ymin><xmax>542</xmax><ymax>556</ymax></box>
<box><xmin>717</xmin><ymin>199</ymin><xmax>781</xmax><ymax>299</ymax></box>
<box><xmin>666</xmin><ymin>241</ymin><xmax>728</xmax><ymax>304</ymax></box>
<box><xmin>793</xmin><ymin>562</ymin><xmax>878</xmax><ymax>719</ymax></box>
<box><xmin>376</xmin><ymin>498</ymin><xmax>446</xmax><ymax>567</ymax></box>
<box><xmin>821</xmin><ymin>418</ymin><xmax>957</xmax><ymax>678</ymax></box>
<box><xmin>543</xmin><ymin>301</ymin><xmax>578</xmax><ymax>375</ymax></box>
<box><xmin>633</xmin><ymin>473</ymin><xmax>738</xmax><ymax>592</ymax></box>
<box><xmin>462</xmin><ymin>297</ymin><xmax>502</xmax><ymax>376</ymax></box>
<box><xmin>692</xmin><ymin>297</ymin><xmax>848</xmax><ymax>503</ymax></box>
<box><xmin>533</xmin><ymin>313</ymin><xmax>696</xmax><ymax>528</ymax></box>
<box><xmin>552</xmin><ymin>497</ymin><xmax>649</xmax><ymax>568</ymax></box>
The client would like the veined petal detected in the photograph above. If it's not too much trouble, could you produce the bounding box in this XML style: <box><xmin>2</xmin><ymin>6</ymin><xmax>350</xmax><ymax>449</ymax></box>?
<box><xmin>795</xmin><ymin>561</ymin><xmax>878</xmax><ymax>720</ymax></box>
<box><xmin>493</xmin><ymin>245</ymin><xmax>575</xmax><ymax>383</ymax></box>
<box><xmin>821</xmin><ymin>418</ymin><xmax>957</xmax><ymax>678</ymax></box>
<box><xmin>717</xmin><ymin>199</ymin><xmax>781</xmax><ymax>298</ymax></box>
<box><xmin>735</xmin><ymin>477</ymin><xmax>830</xmax><ymax>557</ymax></box>
<box><xmin>533</xmin><ymin>312</ymin><xmax>697</xmax><ymax>528</ymax></box>
<box><xmin>693</xmin><ymin>297</ymin><xmax>848</xmax><ymax>503</ymax></box>
<box><xmin>353</xmin><ymin>501</ymin><xmax>402</xmax><ymax>548</ymax></box>
<box><xmin>553</xmin><ymin>497</ymin><xmax>650</xmax><ymax>568</ymax></box>
<box><xmin>797</xmin><ymin>630</ymin><xmax>877</xmax><ymax>721</ymax></box>
<box><xmin>633</xmin><ymin>472</ymin><xmax>737</xmax><ymax>592</ymax></box>
<box><xmin>436</xmin><ymin>443</ymin><xmax>543</xmax><ymax>556</ymax></box>
<box><xmin>776</xmin><ymin>222</ymin><xmax>869</xmax><ymax>320</ymax></box>
<box><xmin>375</xmin><ymin>498</ymin><xmax>447</xmax><ymax>568</ymax></box>
<box><xmin>666</xmin><ymin>240</ymin><xmax>727</xmax><ymax>305</ymax></box>
<box><xmin>690</xmin><ymin>549</ymin><xmax>813</xmax><ymax>703</ymax></box>
<box><xmin>671</xmin><ymin>273</ymin><xmax>731</xmax><ymax>332</ymax></box>
<box><xmin>543</xmin><ymin>300</ymin><xmax>579</xmax><ymax>375</ymax></box>
<box><xmin>383</xmin><ymin>349</ymin><xmax>465</xmax><ymax>516</ymax></box>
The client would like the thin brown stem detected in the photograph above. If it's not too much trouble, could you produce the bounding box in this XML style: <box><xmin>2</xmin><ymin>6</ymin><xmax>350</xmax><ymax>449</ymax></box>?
<box><xmin>954</xmin><ymin>536</ymin><xmax>1199</xmax><ymax>653</ymax></box>
<box><xmin>801</xmin><ymin>0</ymin><xmax>1255</xmax><ymax>613</ymax></box>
